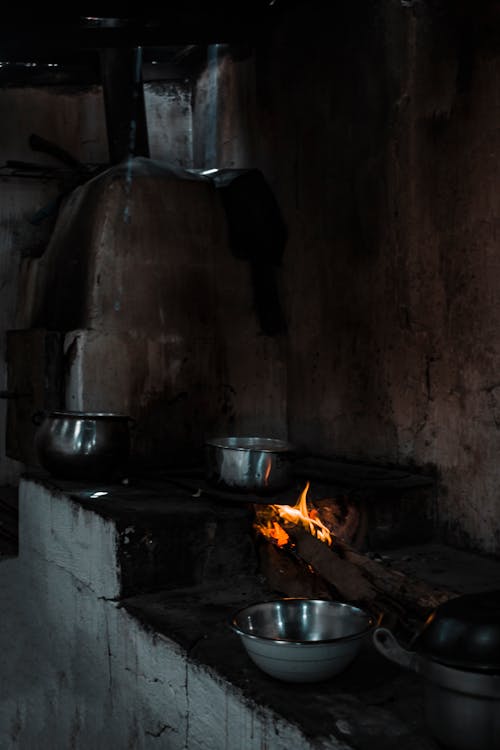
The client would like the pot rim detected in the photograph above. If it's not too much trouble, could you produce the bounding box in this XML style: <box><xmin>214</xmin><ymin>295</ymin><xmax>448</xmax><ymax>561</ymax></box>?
<box><xmin>231</xmin><ymin>599</ymin><xmax>374</xmax><ymax>645</ymax></box>
<box><xmin>49</xmin><ymin>410</ymin><xmax>132</xmax><ymax>420</ymax></box>
<box><xmin>418</xmin><ymin>654</ymin><xmax>500</xmax><ymax>697</ymax></box>
<box><xmin>206</xmin><ymin>436</ymin><xmax>295</xmax><ymax>453</ymax></box>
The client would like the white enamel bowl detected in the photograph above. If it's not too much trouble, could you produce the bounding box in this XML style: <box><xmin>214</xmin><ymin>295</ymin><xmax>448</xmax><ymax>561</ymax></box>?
<box><xmin>231</xmin><ymin>599</ymin><xmax>373</xmax><ymax>682</ymax></box>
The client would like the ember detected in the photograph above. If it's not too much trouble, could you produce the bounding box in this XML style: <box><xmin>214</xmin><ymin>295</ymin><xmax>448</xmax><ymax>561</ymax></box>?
<box><xmin>254</xmin><ymin>481</ymin><xmax>333</xmax><ymax>547</ymax></box>
<box><xmin>258</xmin><ymin>519</ymin><xmax>290</xmax><ymax>547</ymax></box>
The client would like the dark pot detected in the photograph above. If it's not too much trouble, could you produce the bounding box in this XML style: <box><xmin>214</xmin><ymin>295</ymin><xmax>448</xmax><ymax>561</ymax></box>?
<box><xmin>373</xmin><ymin>590</ymin><xmax>500</xmax><ymax>750</ymax></box>
<box><xmin>34</xmin><ymin>410</ymin><xmax>132</xmax><ymax>481</ymax></box>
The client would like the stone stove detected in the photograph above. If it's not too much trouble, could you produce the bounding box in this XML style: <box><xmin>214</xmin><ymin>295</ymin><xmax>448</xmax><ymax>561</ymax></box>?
<box><xmin>42</xmin><ymin>455</ymin><xmax>438</xmax><ymax>603</ymax></box>
<box><xmin>2</xmin><ymin>462</ymin><xmax>500</xmax><ymax>748</ymax></box>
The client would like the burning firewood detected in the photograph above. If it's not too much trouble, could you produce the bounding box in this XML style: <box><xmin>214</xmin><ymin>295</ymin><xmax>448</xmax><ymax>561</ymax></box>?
<box><xmin>254</xmin><ymin>480</ymin><xmax>456</xmax><ymax>627</ymax></box>
<box><xmin>289</xmin><ymin>526</ymin><xmax>376</xmax><ymax>601</ymax></box>
<box><xmin>254</xmin><ymin>481</ymin><xmax>363</xmax><ymax>548</ymax></box>
<box><xmin>288</xmin><ymin>526</ymin><xmax>454</xmax><ymax>617</ymax></box>
<box><xmin>257</xmin><ymin>539</ymin><xmax>333</xmax><ymax>600</ymax></box>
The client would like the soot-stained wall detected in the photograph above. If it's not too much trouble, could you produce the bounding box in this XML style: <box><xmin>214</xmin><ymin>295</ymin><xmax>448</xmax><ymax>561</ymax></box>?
<box><xmin>0</xmin><ymin>81</ymin><xmax>192</xmax><ymax>483</ymax></box>
<box><xmin>2</xmin><ymin>3</ymin><xmax>500</xmax><ymax>555</ymax></box>
<box><xmin>193</xmin><ymin>0</ymin><xmax>500</xmax><ymax>554</ymax></box>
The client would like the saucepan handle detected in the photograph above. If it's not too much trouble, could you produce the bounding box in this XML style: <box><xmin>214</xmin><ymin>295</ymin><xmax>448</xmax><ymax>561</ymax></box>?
<box><xmin>372</xmin><ymin>627</ymin><xmax>418</xmax><ymax>672</ymax></box>
<box><xmin>32</xmin><ymin>410</ymin><xmax>47</xmax><ymax>426</ymax></box>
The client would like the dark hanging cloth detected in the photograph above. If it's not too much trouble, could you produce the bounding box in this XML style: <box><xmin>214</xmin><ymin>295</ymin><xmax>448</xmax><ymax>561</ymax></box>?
<box><xmin>212</xmin><ymin>168</ymin><xmax>288</xmax><ymax>336</ymax></box>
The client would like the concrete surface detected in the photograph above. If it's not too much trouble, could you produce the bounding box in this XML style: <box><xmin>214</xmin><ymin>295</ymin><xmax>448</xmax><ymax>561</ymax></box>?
<box><xmin>0</xmin><ymin>475</ymin><xmax>446</xmax><ymax>750</ymax></box>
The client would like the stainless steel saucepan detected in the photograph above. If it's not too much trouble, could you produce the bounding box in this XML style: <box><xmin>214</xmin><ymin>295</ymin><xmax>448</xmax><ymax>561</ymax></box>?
<box><xmin>205</xmin><ymin>436</ymin><xmax>295</xmax><ymax>493</ymax></box>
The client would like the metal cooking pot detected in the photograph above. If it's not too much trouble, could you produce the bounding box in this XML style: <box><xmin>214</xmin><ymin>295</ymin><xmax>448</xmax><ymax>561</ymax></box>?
<box><xmin>412</xmin><ymin>590</ymin><xmax>500</xmax><ymax>672</ymax></box>
<box><xmin>373</xmin><ymin>590</ymin><xmax>500</xmax><ymax>750</ymax></box>
<box><xmin>205</xmin><ymin>436</ymin><xmax>295</xmax><ymax>493</ymax></box>
<box><xmin>34</xmin><ymin>410</ymin><xmax>133</xmax><ymax>481</ymax></box>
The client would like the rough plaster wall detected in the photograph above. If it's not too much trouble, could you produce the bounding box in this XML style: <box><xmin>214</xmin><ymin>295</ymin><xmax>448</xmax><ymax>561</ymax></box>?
<box><xmin>379</xmin><ymin>7</ymin><xmax>500</xmax><ymax>551</ymax></box>
<box><xmin>192</xmin><ymin>2</ymin><xmax>500</xmax><ymax>554</ymax></box>
<box><xmin>192</xmin><ymin>50</ymin><xmax>288</xmax><ymax>443</ymax></box>
<box><xmin>193</xmin><ymin>50</ymin><xmax>257</xmax><ymax>170</ymax></box>
<box><xmin>1</xmin><ymin>483</ymin><xmax>189</xmax><ymax>749</ymax></box>
<box><xmin>145</xmin><ymin>82</ymin><xmax>193</xmax><ymax>168</ymax></box>
<box><xmin>18</xmin><ymin>155</ymin><xmax>285</xmax><ymax>463</ymax></box>
<box><xmin>0</xmin><ymin>86</ymin><xmax>108</xmax><ymax>485</ymax></box>
<box><xmin>2</xmin><ymin>75</ymin><xmax>283</xmax><ymax>477</ymax></box>
<box><xmin>0</xmin><ymin>81</ymin><xmax>193</xmax><ymax>483</ymax></box>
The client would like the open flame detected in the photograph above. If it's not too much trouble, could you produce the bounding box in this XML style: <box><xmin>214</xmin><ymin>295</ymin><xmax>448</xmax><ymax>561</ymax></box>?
<box><xmin>254</xmin><ymin>481</ymin><xmax>333</xmax><ymax>548</ymax></box>
<box><xmin>258</xmin><ymin>519</ymin><xmax>290</xmax><ymax>547</ymax></box>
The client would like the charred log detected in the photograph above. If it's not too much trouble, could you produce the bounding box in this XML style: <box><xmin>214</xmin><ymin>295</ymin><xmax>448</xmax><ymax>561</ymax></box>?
<box><xmin>286</xmin><ymin>525</ymin><xmax>456</xmax><ymax>620</ymax></box>
<box><xmin>256</xmin><ymin>519</ymin><xmax>457</xmax><ymax>631</ymax></box>
<box><xmin>256</xmin><ymin>538</ymin><xmax>334</xmax><ymax>601</ymax></box>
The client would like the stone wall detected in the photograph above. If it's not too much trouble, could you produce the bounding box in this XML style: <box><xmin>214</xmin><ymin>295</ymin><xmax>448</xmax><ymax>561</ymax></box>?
<box><xmin>192</xmin><ymin>1</ymin><xmax>500</xmax><ymax>554</ymax></box>
<box><xmin>0</xmin><ymin>81</ymin><xmax>192</xmax><ymax>483</ymax></box>
<box><xmin>2</xmin><ymin>1</ymin><xmax>500</xmax><ymax>554</ymax></box>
